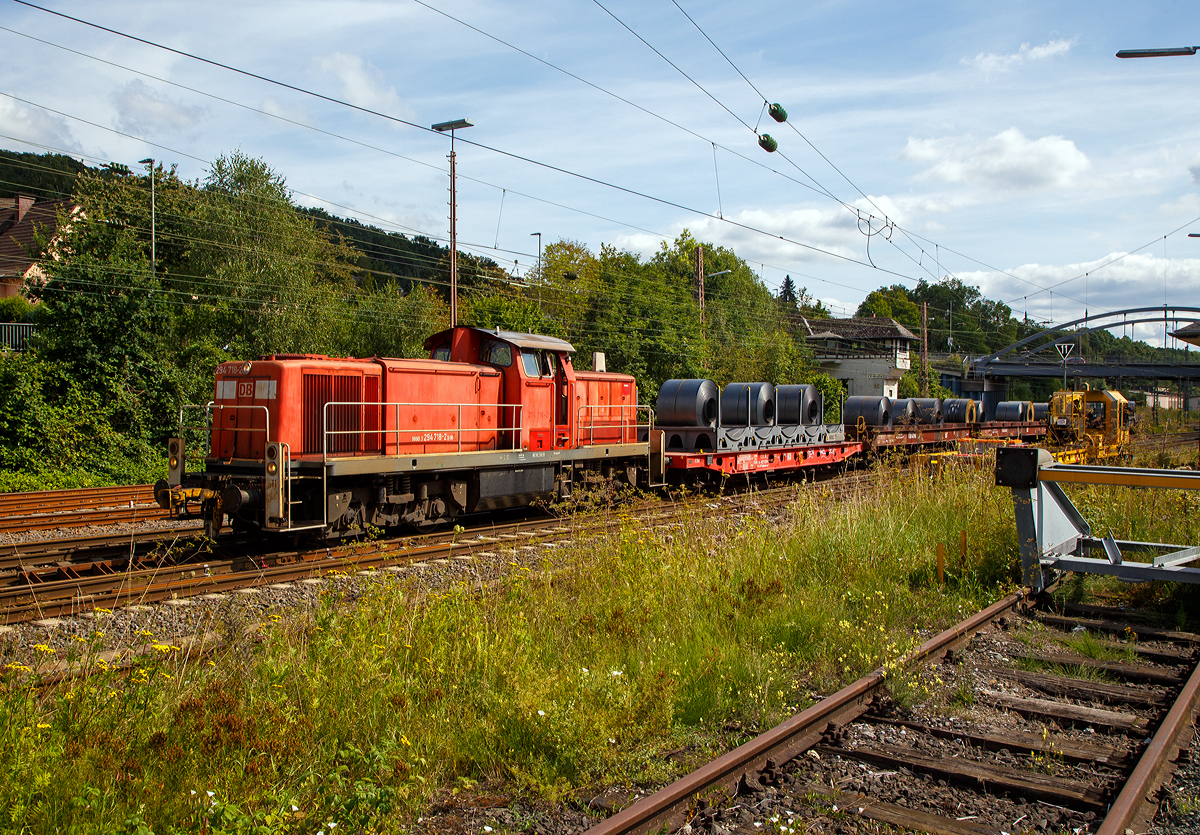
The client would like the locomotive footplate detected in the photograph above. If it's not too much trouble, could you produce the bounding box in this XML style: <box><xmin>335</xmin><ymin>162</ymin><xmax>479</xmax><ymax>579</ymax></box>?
<box><xmin>664</xmin><ymin>441</ymin><xmax>863</xmax><ymax>476</ymax></box>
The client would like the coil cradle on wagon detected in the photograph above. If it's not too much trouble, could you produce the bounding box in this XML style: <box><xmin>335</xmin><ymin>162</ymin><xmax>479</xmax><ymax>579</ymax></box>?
<box><xmin>844</xmin><ymin>393</ymin><xmax>1050</xmax><ymax>454</ymax></box>
<box><xmin>656</xmin><ymin>378</ymin><xmax>858</xmax><ymax>485</ymax></box>
<box><xmin>158</xmin><ymin>326</ymin><xmax>655</xmax><ymax>540</ymax></box>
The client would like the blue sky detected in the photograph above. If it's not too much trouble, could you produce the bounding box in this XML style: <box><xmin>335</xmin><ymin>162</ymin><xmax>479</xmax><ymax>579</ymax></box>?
<box><xmin>3</xmin><ymin>0</ymin><xmax>1200</xmax><ymax>345</ymax></box>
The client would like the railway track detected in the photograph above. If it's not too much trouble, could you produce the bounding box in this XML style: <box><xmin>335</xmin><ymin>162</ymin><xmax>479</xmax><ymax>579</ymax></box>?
<box><xmin>0</xmin><ymin>526</ymin><xmax>205</xmax><ymax>572</ymax></box>
<box><xmin>0</xmin><ymin>481</ymin><xmax>837</xmax><ymax>625</ymax></box>
<box><xmin>0</xmin><ymin>427</ymin><xmax>1191</xmax><ymax>539</ymax></box>
<box><xmin>0</xmin><ymin>468</ymin><xmax>879</xmax><ymax>625</ymax></box>
<box><xmin>1132</xmin><ymin>429</ymin><xmax>1200</xmax><ymax>453</ymax></box>
<box><xmin>0</xmin><ymin>483</ymin><xmax>166</xmax><ymax>534</ymax></box>
<box><xmin>585</xmin><ymin>592</ymin><xmax>1199</xmax><ymax>835</ymax></box>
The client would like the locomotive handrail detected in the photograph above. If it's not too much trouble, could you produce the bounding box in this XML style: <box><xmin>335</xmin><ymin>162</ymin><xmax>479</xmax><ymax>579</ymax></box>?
<box><xmin>179</xmin><ymin>402</ymin><xmax>272</xmax><ymax>459</ymax></box>
<box><xmin>576</xmin><ymin>404</ymin><xmax>654</xmax><ymax>446</ymax></box>
<box><xmin>321</xmin><ymin>400</ymin><xmax>525</xmax><ymax>460</ymax></box>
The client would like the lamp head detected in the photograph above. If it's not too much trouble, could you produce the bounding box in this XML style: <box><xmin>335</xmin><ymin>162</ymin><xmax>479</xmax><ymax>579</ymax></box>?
<box><xmin>432</xmin><ymin>119</ymin><xmax>473</xmax><ymax>132</ymax></box>
<box><xmin>1116</xmin><ymin>46</ymin><xmax>1198</xmax><ymax>58</ymax></box>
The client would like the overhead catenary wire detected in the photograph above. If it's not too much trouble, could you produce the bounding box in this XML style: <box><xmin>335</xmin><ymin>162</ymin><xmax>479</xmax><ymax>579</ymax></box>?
<box><xmin>0</xmin><ymin>86</ymin><xmax>900</xmax><ymax>297</ymax></box>
<box><xmin>0</xmin><ymin>148</ymin><xmax>864</xmax><ymax>321</ymax></box>
<box><xmin>0</xmin><ymin>15</ymin><xmax>938</xmax><ymax>319</ymax></box>
<box><xmin>0</xmin><ymin>155</ymin><xmax>839</xmax><ymax>348</ymax></box>
<box><xmin>8</xmin><ymin>2</ymin><xmax>913</xmax><ymax>287</ymax></box>
<box><xmin>658</xmin><ymin>0</ymin><xmax>1143</xmax><ymax>323</ymax></box>
<box><xmin>414</xmin><ymin>0</ymin><xmax>1028</xmax><ymax>308</ymax></box>
<box><xmin>0</xmin><ymin>23</ymin><xmax>703</xmax><ymax>257</ymax></box>
<box><xmin>0</xmin><ymin>147</ymin><xmax>1080</xmax><ymax>340</ymax></box>
<box><xmin>0</xmin><ymin>143</ymin><xmax>1080</xmax><ymax>335</ymax></box>
<box><xmin>9</xmin><ymin>9</ymin><xmax>1147</xmax><ymax>333</ymax></box>
<box><xmin>640</xmin><ymin>1</ymin><xmax>982</xmax><ymax>300</ymax></box>
<box><xmin>12</xmin><ymin>1</ymin><xmax>1185</xmax><ymax>332</ymax></box>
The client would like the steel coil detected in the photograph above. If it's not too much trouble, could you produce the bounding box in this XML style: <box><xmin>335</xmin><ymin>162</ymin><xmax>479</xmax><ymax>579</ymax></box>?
<box><xmin>843</xmin><ymin>395</ymin><xmax>892</xmax><ymax>427</ymax></box>
<box><xmin>994</xmin><ymin>400</ymin><xmax>1034</xmax><ymax>422</ymax></box>
<box><xmin>776</xmin><ymin>384</ymin><xmax>823</xmax><ymax>426</ymax></box>
<box><xmin>720</xmin><ymin>382</ymin><xmax>776</xmax><ymax>426</ymax></box>
<box><xmin>890</xmin><ymin>398</ymin><xmax>919</xmax><ymax>425</ymax></box>
<box><xmin>912</xmin><ymin>398</ymin><xmax>943</xmax><ymax>424</ymax></box>
<box><xmin>943</xmin><ymin>398</ymin><xmax>978</xmax><ymax>424</ymax></box>
<box><xmin>655</xmin><ymin>379</ymin><xmax>719</xmax><ymax>427</ymax></box>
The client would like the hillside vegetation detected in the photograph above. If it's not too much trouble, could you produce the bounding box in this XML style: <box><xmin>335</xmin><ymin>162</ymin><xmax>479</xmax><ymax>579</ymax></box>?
<box><xmin>0</xmin><ymin>150</ymin><xmax>1178</xmax><ymax>489</ymax></box>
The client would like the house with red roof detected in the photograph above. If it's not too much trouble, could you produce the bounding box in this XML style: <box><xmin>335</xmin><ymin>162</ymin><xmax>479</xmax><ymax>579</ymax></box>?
<box><xmin>0</xmin><ymin>194</ymin><xmax>73</xmax><ymax>299</ymax></box>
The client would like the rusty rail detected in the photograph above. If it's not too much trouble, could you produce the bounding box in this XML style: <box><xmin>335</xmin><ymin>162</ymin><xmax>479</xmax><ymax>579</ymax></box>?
<box><xmin>583</xmin><ymin>590</ymin><xmax>1027</xmax><ymax>835</ymax></box>
<box><xmin>1097</xmin><ymin>653</ymin><xmax>1200</xmax><ymax>835</ymax></box>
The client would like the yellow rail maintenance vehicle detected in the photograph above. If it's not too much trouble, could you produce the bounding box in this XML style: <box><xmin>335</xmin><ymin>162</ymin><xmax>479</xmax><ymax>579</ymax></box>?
<box><xmin>1048</xmin><ymin>387</ymin><xmax>1130</xmax><ymax>463</ymax></box>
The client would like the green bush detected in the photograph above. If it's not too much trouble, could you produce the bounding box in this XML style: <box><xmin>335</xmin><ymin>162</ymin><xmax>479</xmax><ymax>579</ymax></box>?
<box><xmin>0</xmin><ymin>295</ymin><xmax>33</xmax><ymax>324</ymax></box>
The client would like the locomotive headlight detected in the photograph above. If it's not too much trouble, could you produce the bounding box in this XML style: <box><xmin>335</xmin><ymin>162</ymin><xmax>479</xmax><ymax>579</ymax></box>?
<box><xmin>267</xmin><ymin>461</ymin><xmax>278</xmax><ymax>475</ymax></box>
<box><xmin>169</xmin><ymin>455</ymin><xmax>179</xmax><ymax>470</ymax></box>
<box><xmin>241</xmin><ymin>361</ymin><xmax>252</xmax><ymax>374</ymax></box>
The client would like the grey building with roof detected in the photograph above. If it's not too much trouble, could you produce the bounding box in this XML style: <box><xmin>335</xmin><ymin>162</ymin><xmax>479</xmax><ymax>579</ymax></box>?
<box><xmin>799</xmin><ymin>316</ymin><xmax>917</xmax><ymax>399</ymax></box>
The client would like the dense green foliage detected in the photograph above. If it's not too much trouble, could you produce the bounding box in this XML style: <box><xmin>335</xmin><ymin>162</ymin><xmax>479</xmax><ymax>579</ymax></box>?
<box><xmin>462</xmin><ymin>233</ymin><xmax>834</xmax><ymax>405</ymax></box>
<box><xmin>0</xmin><ymin>296</ymin><xmax>34</xmax><ymax>324</ymax></box>
<box><xmin>0</xmin><ymin>150</ymin><xmax>87</xmax><ymax>200</ymax></box>
<box><xmin>0</xmin><ymin>152</ymin><xmax>444</xmax><ymax>488</ymax></box>
<box><xmin>0</xmin><ymin>151</ymin><xmax>828</xmax><ymax>487</ymax></box>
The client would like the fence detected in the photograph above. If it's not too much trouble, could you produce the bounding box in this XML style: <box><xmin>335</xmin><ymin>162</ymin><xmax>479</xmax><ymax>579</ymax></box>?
<box><xmin>0</xmin><ymin>323</ymin><xmax>34</xmax><ymax>352</ymax></box>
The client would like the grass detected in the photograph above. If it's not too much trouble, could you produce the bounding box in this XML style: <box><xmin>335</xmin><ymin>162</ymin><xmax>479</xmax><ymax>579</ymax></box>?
<box><xmin>0</xmin><ymin>463</ymin><xmax>1113</xmax><ymax>833</ymax></box>
<box><xmin>1056</xmin><ymin>630</ymin><xmax>1137</xmax><ymax>664</ymax></box>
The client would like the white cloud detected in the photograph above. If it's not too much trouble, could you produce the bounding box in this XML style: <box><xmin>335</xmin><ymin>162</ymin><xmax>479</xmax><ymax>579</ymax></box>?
<box><xmin>0</xmin><ymin>98</ymin><xmax>79</xmax><ymax>152</ymax></box>
<box><xmin>313</xmin><ymin>53</ymin><xmax>408</xmax><ymax>117</ymax></box>
<box><xmin>1189</xmin><ymin>153</ymin><xmax>1200</xmax><ymax>186</ymax></box>
<box><xmin>261</xmin><ymin>96</ymin><xmax>307</xmax><ymax>124</ymax></box>
<box><xmin>614</xmin><ymin>202</ymin><xmax>873</xmax><ymax>266</ymax></box>
<box><xmin>967</xmin><ymin>39</ymin><xmax>1075</xmax><ymax>73</ymax></box>
<box><xmin>903</xmin><ymin>128</ymin><xmax>1091</xmax><ymax>190</ymax></box>
<box><xmin>111</xmin><ymin>80</ymin><xmax>206</xmax><ymax>136</ymax></box>
<box><xmin>1158</xmin><ymin>192</ymin><xmax>1200</xmax><ymax>217</ymax></box>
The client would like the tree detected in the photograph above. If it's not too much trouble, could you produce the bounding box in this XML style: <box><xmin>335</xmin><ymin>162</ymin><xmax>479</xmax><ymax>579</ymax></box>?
<box><xmin>7</xmin><ymin>151</ymin><xmax>395</xmax><ymax>486</ymax></box>
<box><xmin>855</xmin><ymin>285</ymin><xmax>920</xmax><ymax>331</ymax></box>
<box><xmin>778</xmin><ymin>275</ymin><xmax>798</xmax><ymax>323</ymax></box>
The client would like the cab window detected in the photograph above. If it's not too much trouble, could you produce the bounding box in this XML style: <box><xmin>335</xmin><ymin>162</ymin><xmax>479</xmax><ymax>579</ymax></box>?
<box><xmin>521</xmin><ymin>349</ymin><xmax>542</xmax><ymax>377</ymax></box>
<box><xmin>480</xmin><ymin>340</ymin><xmax>512</xmax><ymax>367</ymax></box>
<box><xmin>432</xmin><ymin>346</ymin><xmax>450</xmax><ymax>362</ymax></box>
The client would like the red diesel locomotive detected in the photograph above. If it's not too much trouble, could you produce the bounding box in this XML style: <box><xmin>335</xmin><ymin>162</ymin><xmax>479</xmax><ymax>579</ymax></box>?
<box><xmin>160</xmin><ymin>326</ymin><xmax>650</xmax><ymax>538</ymax></box>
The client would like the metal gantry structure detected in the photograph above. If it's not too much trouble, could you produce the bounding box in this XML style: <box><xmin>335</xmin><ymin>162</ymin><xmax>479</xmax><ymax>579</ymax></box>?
<box><xmin>996</xmin><ymin>446</ymin><xmax>1200</xmax><ymax>592</ymax></box>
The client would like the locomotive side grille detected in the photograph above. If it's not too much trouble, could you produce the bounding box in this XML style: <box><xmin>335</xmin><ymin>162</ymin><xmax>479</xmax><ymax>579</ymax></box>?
<box><xmin>303</xmin><ymin>374</ymin><xmax>363</xmax><ymax>454</ymax></box>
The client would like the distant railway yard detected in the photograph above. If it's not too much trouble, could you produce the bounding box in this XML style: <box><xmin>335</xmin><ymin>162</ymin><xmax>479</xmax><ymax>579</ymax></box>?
<box><xmin>1</xmin><ymin>428</ymin><xmax>1199</xmax><ymax>834</ymax></box>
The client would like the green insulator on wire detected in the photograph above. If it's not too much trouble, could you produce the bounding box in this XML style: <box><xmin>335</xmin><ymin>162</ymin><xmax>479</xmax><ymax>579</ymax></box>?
<box><xmin>769</xmin><ymin>103</ymin><xmax>788</xmax><ymax>122</ymax></box>
<box><xmin>758</xmin><ymin>133</ymin><xmax>778</xmax><ymax>153</ymax></box>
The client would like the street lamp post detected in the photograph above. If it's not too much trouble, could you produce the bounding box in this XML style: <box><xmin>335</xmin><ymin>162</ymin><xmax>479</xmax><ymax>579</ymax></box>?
<box><xmin>139</xmin><ymin>157</ymin><xmax>155</xmax><ymax>278</ymax></box>
<box><xmin>432</xmin><ymin>119</ymin><xmax>473</xmax><ymax>328</ymax></box>
<box><xmin>530</xmin><ymin>232</ymin><xmax>542</xmax><ymax>278</ymax></box>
